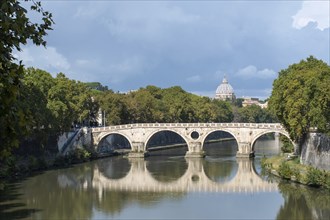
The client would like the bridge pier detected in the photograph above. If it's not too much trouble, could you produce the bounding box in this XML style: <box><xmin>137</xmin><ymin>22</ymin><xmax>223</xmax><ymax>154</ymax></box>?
<box><xmin>127</xmin><ymin>142</ymin><xmax>149</xmax><ymax>158</ymax></box>
<box><xmin>185</xmin><ymin>142</ymin><xmax>205</xmax><ymax>158</ymax></box>
<box><xmin>236</xmin><ymin>142</ymin><xmax>255</xmax><ymax>158</ymax></box>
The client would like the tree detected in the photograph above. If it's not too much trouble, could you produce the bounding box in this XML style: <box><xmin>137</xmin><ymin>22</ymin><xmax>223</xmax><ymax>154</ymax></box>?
<box><xmin>96</xmin><ymin>91</ymin><xmax>129</xmax><ymax>125</ymax></box>
<box><xmin>269</xmin><ymin>56</ymin><xmax>330</xmax><ymax>145</ymax></box>
<box><xmin>0</xmin><ymin>0</ymin><xmax>54</xmax><ymax>159</ymax></box>
<box><xmin>236</xmin><ymin>105</ymin><xmax>276</xmax><ymax>123</ymax></box>
<box><xmin>47</xmin><ymin>73</ymin><xmax>97</xmax><ymax>132</ymax></box>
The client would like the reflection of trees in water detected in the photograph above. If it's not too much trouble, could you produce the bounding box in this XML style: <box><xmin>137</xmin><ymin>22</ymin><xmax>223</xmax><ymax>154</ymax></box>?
<box><xmin>0</xmin><ymin>183</ymin><xmax>40</xmax><ymax>220</ymax></box>
<box><xmin>203</xmin><ymin>158</ymin><xmax>238</xmax><ymax>183</ymax></box>
<box><xmin>17</xmin><ymin>163</ymin><xmax>95</xmax><ymax>220</ymax></box>
<box><xmin>277</xmin><ymin>182</ymin><xmax>330</xmax><ymax>220</ymax></box>
<box><xmin>146</xmin><ymin>157</ymin><xmax>188</xmax><ymax>182</ymax></box>
<box><xmin>96</xmin><ymin>157</ymin><xmax>131</xmax><ymax>179</ymax></box>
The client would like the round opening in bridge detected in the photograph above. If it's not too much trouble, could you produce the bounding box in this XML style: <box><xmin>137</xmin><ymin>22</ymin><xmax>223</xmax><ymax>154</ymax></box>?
<box><xmin>97</xmin><ymin>134</ymin><xmax>131</xmax><ymax>155</ymax></box>
<box><xmin>190</xmin><ymin>131</ymin><xmax>199</xmax><ymax>140</ymax></box>
<box><xmin>203</xmin><ymin>131</ymin><xmax>238</xmax><ymax>157</ymax></box>
<box><xmin>191</xmin><ymin>175</ymin><xmax>199</xmax><ymax>182</ymax></box>
<box><xmin>146</xmin><ymin>130</ymin><xmax>188</xmax><ymax>156</ymax></box>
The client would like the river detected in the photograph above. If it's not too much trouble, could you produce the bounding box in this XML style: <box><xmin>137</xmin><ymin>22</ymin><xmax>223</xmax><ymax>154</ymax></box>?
<box><xmin>1</xmin><ymin>139</ymin><xmax>329</xmax><ymax>219</ymax></box>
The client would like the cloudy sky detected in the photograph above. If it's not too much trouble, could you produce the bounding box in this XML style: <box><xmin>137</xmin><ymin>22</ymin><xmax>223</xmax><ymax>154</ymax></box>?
<box><xmin>17</xmin><ymin>0</ymin><xmax>330</xmax><ymax>99</ymax></box>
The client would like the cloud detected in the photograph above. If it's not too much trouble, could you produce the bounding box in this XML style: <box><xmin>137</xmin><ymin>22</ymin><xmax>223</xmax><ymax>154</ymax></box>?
<box><xmin>186</xmin><ymin>75</ymin><xmax>201</xmax><ymax>83</ymax></box>
<box><xmin>292</xmin><ymin>1</ymin><xmax>330</xmax><ymax>31</ymax></box>
<box><xmin>236</xmin><ymin>65</ymin><xmax>276</xmax><ymax>79</ymax></box>
<box><xmin>15</xmin><ymin>46</ymin><xmax>70</xmax><ymax>73</ymax></box>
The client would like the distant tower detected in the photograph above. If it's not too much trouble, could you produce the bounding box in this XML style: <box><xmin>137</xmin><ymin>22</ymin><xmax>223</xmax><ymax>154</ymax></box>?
<box><xmin>215</xmin><ymin>75</ymin><xmax>236</xmax><ymax>101</ymax></box>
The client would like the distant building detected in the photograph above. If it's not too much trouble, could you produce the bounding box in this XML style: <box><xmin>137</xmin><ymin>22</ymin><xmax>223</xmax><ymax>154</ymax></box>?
<box><xmin>242</xmin><ymin>97</ymin><xmax>268</xmax><ymax>108</ymax></box>
<box><xmin>215</xmin><ymin>75</ymin><xmax>236</xmax><ymax>101</ymax></box>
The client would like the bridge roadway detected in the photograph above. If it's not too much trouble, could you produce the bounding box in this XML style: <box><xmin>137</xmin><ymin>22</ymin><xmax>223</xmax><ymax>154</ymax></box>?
<box><xmin>91</xmin><ymin>123</ymin><xmax>292</xmax><ymax>158</ymax></box>
<box><xmin>91</xmin><ymin>158</ymin><xmax>278</xmax><ymax>197</ymax></box>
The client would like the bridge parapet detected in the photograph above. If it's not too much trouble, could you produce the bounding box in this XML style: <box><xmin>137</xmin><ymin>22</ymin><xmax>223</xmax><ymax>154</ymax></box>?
<box><xmin>91</xmin><ymin>123</ymin><xmax>285</xmax><ymax>132</ymax></box>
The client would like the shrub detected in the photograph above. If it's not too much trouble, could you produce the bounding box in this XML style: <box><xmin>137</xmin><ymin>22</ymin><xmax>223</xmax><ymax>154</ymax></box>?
<box><xmin>68</xmin><ymin>148</ymin><xmax>91</xmax><ymax>163</ymax></box>
<box><xmin>278</xmin><ymin>161</ymin><xmax>293</xmax><ymax>179</ymax></box>
<box><xmin>305</xmin><ymin>167</ymin><xmax>329</xmax><ymax>188</ymax></box>
<box><xmin>280</xmin><ymin>136</ymin><xmax>294</xmax><ymax>153</ymax></box>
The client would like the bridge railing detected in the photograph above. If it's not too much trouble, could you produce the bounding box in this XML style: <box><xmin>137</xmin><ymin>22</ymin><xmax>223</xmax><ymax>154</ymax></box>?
<box><xmin>91</xmin><ymin>123</ymin><xmax>284</xmax><ymax>132</ymax></box>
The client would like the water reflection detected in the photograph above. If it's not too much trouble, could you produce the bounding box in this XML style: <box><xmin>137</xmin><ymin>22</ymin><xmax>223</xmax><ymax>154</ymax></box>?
<box><xmin>68</xmin><ymin>157</ymin><xmax>277</xmax><ymax>193</ymax></box>
<box><xmin>277</xmin><ymin>182</ymin><xmax>330</xmax><ymax>220</ymax></box>
<box><xmin>97</xmin><ymin>157</ymin><xmax>131</xmax><ymax>179</ymax></box>
<box><xmin>203</xmin><ymin>157</ymin><xmax>238</xmax><ymax>183</ymax></box>
<box><xmin>1</xmin><ymin>154</ymin><xmax>329</xmax><ymax>219</ymax></box>
<box><xmin>146</xmin><ymin>157</ymin><xmax>188</xmax><ymax>182</ymax></box>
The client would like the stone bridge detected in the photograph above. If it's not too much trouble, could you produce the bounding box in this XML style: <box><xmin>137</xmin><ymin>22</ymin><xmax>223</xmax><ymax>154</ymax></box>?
<box><xmin>91</xmin><ymin>158</ymin><xmax>278</xmax><ymax>195</ymax></box>
<box><xmin>91</xmin><ymin>123</ymin><xmax>292</xmax><ymax>158</ymax></box>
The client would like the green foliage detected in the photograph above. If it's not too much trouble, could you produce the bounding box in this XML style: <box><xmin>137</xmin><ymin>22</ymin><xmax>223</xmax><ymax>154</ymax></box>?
<box><xmin>47</xmin><ymin>73</ymin><xmax>98</xmax><ymax>131</ymax></box>
<box><xmin>54</xmin><ymin>148</ymin><xmax>92</xmax><ymax>166</ymax></box>
<box><xmin>278</xmin><ymin>161</ymin><xmax>293</xmax><ymax>180</ymax></box>
<box><xmin>235</xmin><ymin>105</ymin><xmax>277</xmax><ymax>123</ymax></box>
<box><xmin>280</xmin><ymin>135</ymin><xmax>294</xmax><ymax>153</ymax></box>
<box><xmin>269</xmin><ymin>56</ymin><xmax>330</xmax><ymax>142</ymax></box>
<box><xmin>95</xmin><ymin>85</ymin><xmax>234</xmax><ymax>125</ymax></box>
<box><xmin>0</xmin><ymin>0</ymin><xmax>54</xmax><ymax>160</ymax></box>
<box><xmin>261</xmin><ymin>157</ymin><xmax>273</xmax><ymax>170</ymax></box>
<box><xmin>84</xmin><ymin>82</ymin><xmax>108</xmax><ymax>91</ymax></box>
<box><xmin>305</xmin><ymin>167</ymin><xmax>330</xmax><ymax>189</ymax></box>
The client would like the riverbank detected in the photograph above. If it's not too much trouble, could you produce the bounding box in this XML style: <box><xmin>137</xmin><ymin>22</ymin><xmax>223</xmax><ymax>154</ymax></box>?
<box><xmin>0</xmin><ymin>148</ymin><xmax>98</xmax><ymax>190</ymax></box>
<box><xmin>261</xmin><ymin>155</ymin><xmax>330</xmax><ymax>190</ymax></box>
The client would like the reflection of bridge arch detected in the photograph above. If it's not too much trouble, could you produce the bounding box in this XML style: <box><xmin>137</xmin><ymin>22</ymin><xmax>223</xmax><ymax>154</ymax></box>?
<box><xmin>202</xmin><ymin>158</ymin><xmax>238</xmax><ymax>183</ymax></box>
<box><xmin>92</xmin><ymin>158</ymin><xmax>278</xmax><ymax>195</ymax></box>
<box><xmin>146</xmin><ymin>158</ymin><xmax>189</xmax><ymax>183</ymax></box>
<box><xmin>97</xmin><ymin>157</ymin><xmax>132</xmax><ymax>180</ymax></box>
<box><xmin>145</xmin><ymin>129</ymin><xmax>189</xmax><ymax>151</ymax></box>
<box><xmin>251</xmin><ymin>130</ymin><xmax>291</xmax><ymax>152</ymax></box>
<box><xmin>97</xmin><ymin>132</ymin><xmax>132</xmax><ymax>149</ymax></box>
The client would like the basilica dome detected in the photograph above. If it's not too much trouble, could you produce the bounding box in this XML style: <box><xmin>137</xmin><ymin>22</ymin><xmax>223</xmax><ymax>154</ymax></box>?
<box><xmin>215</xmin><ymin>76</ymin><xmax>235</xmax><ymax>101</ymax></box>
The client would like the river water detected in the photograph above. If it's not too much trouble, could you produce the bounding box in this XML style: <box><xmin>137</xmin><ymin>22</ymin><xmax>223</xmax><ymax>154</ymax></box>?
<box><xmin>1</xmin><ymin>140</ymin><xmax>329</xmax><ymax>219</ymax></box>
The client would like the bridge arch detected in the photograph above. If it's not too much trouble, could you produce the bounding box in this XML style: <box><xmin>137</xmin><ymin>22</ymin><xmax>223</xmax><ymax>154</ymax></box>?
<box><xmin>97</xmin><ymin>131</ymin><xmax>133</xmax><ymax>150</ymax></box>
<box><xmin>145</xmin><ymin>129</ymin><xmax>189</xmax><ymax>151</ymax></box>
<box><xmin>251</xmin><ymin>130</ymin><xmax>292</xmax><ymax>152</ymax></box>
<box><xmin>201</xmin><ymin>129</ymin><xmax>239</xmax><ymax>150</ymax></box>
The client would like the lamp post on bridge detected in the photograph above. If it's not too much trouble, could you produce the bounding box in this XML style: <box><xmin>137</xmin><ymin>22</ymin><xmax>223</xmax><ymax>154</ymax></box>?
<box><xmin>103</xmin><ymin>110</ymin><xmax>106</xmax><ymax>127</ymax></box>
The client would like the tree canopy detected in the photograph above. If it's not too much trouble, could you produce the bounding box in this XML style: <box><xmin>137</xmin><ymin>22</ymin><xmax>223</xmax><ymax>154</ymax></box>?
<box><xmin>269</xmin><ymin>56</ymin><xmax>330</xmax><ymax>143</ymax></box>
<box><xmin>0</xmin><ymin>0</ymin><xmax>54</xmax><ymax>159</ymax></box>
<box><xmin>94</xmin><ymin>85</ymin><xmax>234</xmax><ymax>125</ymax></box>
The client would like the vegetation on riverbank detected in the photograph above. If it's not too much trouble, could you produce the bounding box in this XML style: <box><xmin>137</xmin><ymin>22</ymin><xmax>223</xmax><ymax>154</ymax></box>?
<box><xmin>261</xmin><ymin>156</ymin><xmax>330</xmax><ymax>190</ymax></box>
<box><xmin>0</xmin><ymin>148</ymin><xmax>95</xmax><ymax>190</ymax></box>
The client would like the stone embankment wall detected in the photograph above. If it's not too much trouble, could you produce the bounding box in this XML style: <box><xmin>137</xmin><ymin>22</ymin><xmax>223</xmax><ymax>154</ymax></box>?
<box><xmin>300</xmin><ymin>132</ymin><xmax>330</xmax><ymax>171</ymax></box>
<box><xmin>57</xmin><ymin>128</ymin><xmax>92</xmax><ymax>154</ymax></box>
